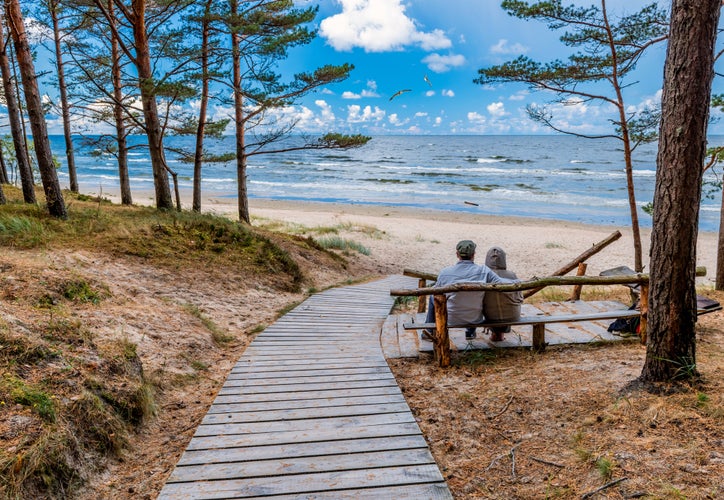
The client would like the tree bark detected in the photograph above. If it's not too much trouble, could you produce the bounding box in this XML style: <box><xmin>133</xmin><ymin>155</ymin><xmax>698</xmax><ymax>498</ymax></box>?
<box><xmin>6</xmin><ymin>0</ymin><xmax>66</xmax><ymax>218</ymax></box>
<box><xmin>0</xmin><ymin>13</ymin><xmax>35</xmax><ymax>203</ymax></box>
<box><xmin>130</xmin><ymin>0</ymin><xmax>173</xmax><ymax>210</ymax></box>
<box><xmin>110</xmin><ymin>0</ymin><xmax>131</xmax><ymax>205</ymax></box>
<box><xmin>192</xmin><ymin>0</ymin><xmax>212</xmax><ymax>213</ymax></box>
<box><xmin>0</xmin><ymin>141</ymin><xmax>8</xmax><ymax>184</ymax></box>
<box><xmin>641</xmin><ymin>0</ymin><xmax>720</xmax><ymax>383</ymax></box>
<box><xmin>231</xmin><ymin>0</ymin><xmax>249</xmax><ymax>224</ymax></box>
<box><xmin>50</xmin><ymin>0</ymin><xmax>78</xmax><ymax>193</ymax></box>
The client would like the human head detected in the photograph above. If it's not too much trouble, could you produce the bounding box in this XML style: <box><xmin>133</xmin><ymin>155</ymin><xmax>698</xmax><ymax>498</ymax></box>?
<box><xmin>485</xmin><ymin>246</ymin><xmax>507</xmax><ymax>270</ymax></box>
<box><xmin>456</xmin><ymin>240</ymin><xmax>476</xmax><ymax>260</ymax></box>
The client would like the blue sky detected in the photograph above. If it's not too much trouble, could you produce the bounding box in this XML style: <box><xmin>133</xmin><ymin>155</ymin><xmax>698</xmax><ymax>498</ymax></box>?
<box><xmin>262</xmin><ymin>0</ymin><xmax>724</xmax><ymax>136</ymax></box>
<box><xmin>35</xmin><ymin>0</ymin><xmax>723</xmax><ymax>136</ymax></box>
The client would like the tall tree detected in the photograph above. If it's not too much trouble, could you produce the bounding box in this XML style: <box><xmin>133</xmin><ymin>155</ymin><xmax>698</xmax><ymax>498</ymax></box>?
<box><xmin>0</xmin><ymin>13</ymin><xmax>35</xmax><ymax>204</ymax></box>
<box><xmin>225</xmin><ymin>0</ymin><xmax>369</xmax><ymax>224</ymax></box>
<box><xmin>45</xmin><ymin>0</ymin><xmax>79</xmax><ymax>193</ymax></box>
<box><xmin>475</xmin><ymin>0</ymin><xmax>669</xmax><ymax>272</ymax></box>
<box><xmin>641</xmin><ymin>0</ymin><xmax>721</xmax><ymax>383</ymax></box>
<box><xmin>5</xmin><ymin>0</ymin><xmax>67</xmax><ymax>218</ymax></box>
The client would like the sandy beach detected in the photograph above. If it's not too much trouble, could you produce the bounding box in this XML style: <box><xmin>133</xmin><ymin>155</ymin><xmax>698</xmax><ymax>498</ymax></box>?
<box><xmin>96</xmin><ymin>187</ymin><xmax>719</xmax><ymax>286</ymax></box>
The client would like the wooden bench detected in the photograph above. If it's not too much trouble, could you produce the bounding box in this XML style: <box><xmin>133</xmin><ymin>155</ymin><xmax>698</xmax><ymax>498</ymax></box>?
<box><xmin>402</xmin><ymin>309</ymin><xmax>641</xmax><ymax>352</ymax></box>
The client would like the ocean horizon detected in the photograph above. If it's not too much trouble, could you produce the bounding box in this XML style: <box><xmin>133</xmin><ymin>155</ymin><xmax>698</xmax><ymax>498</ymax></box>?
<box><xmin>38</xmin><ymin>134</ymin><xmax>724</xmax><ymax>232</ymax></box>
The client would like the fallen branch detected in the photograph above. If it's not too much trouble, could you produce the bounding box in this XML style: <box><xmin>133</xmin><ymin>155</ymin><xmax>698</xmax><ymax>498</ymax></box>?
<box><xmin>529</xmin><ymin>456</ymin><xmax>565</xmax><ymax>468</ymax></box>
<box><xmin>581</xmin><ymin>477</ymin><xmax>628</xmax><ymax>499</ymax></box>
<box><xmin>510</xmin><ymin>445</ymin><xmax>517</xmax><ymax>479</ymax></box>
<box><xmin>488</xmin><ymin>395</ymin><xmax>514</xmax><ymax>420</ymax></box>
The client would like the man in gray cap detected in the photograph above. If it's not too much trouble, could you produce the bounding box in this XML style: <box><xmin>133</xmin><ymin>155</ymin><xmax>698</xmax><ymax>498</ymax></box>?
<box><xmin>424</xmin><ymin>240</ymin><xmax>513</xmax><ymax>340</ymax></box>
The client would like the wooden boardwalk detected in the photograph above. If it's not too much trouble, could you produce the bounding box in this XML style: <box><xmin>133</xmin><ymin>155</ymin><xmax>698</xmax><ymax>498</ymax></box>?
<box><xmin>159</xmin><ymin>275</ymin><xmax>452</xmax><ymax>499</ymax></box>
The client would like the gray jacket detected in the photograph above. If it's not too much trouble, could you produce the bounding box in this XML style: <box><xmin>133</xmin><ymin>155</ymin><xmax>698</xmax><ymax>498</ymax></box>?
<box><xmin>483</xmin><ymin>247</ymin><xmax>523</xmax><ymax>322</ymax></box>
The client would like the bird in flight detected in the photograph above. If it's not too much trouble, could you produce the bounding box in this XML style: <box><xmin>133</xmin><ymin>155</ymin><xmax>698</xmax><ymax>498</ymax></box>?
<box><xmin>389</xmin><ymin>89</ymin><xmax>412</xmax><ymax>101</ymax></box>
<box><xmin>424</xmin><ymin>74</ymin><xmax>433</xmax><ymax>87</ymax></box>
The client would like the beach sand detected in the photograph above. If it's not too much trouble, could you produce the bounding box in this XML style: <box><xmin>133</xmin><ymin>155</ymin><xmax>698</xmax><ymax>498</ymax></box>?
<box><xmin>96</xmin><ymin>186</ymin><xmax>719</xmax><ymax>285</ymax></box>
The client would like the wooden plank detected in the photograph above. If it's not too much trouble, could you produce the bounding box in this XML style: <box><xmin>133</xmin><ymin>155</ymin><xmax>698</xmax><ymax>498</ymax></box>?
<box><xmin>397</xmin><ymin>315</ymin><xmax>420</xmax><ymax>358</ymax></box>
<box><xmin>212</xmin><ymin>386</ymin><xmax>404</xmax><ymax>405</ymax></box>
<box><xmin>168</xmin><ymin>448</ymin><xmax>437</xmax><ymax>483</ymax></box>
<box><xmin>217</xmin><ymin>379</ymin><xmax>399</xmax><ymax>396</ymax></box>
<box><xmin>202</xmin><ymin>401</ymin><xmax>412</xmax><ymax>425</ymax></box>
<box><xmin>193</xmin><ymin>412</ymin><xmax>416</xmax><ymax>437</ymax></box>
<box><xmin>208</xmin><ymin>394</ymin><xmax>408</xmax><ymax>414</ymax></box>
<box><xmin>158</xmin><ymin>464</ymin><xmax>446</xmax><ymax>499</ymax></box>
<box><xmin>380</xmin><ymin>313</ymin><xmax>402</xmax><ymax>358</ymax></box>
<box><xmin>226</xmin><ymin>366</ymin><xmax>392</xmax><ymax>380</ymax></box>
<box><xmin>222</xmin><ymin>372</ymin><xmax>395</xmax><ymax>388</ymax></box>
<box><xmin>264</xmin><ymin>483</ymin><xmax>452</xmax><ymax>500</ymax></box>
<box><xmin>176</xmin><ymin>435</ymin><xmax>429</xmax><ymax>466</ymax></box>
<box><xmin>185</xmin><ymin>421</ymin><xmax>425</xmax><ymax>451</ymax></box>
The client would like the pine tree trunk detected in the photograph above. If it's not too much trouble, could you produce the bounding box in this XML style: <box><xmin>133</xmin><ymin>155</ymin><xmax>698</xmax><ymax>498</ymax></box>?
<box><xmin>231</xmin><ymin>0</ymin><xmax>249</xmax><ymax>224</ymax></box>
<box><xmin>0</xmin><ymin>130</ymin><xmax>8</xmax><ymax>184</ymax></box>
<box><xmin>0</xmin><ymin>14</ymin><xmax>35</xmax><ymax>203</ymax></box>
<box><xmin>50</xmin><ymin>1</ymin><xmax>77</xmax><ymax>193</ymax></box>
<box><xmin>717</xmin><ymin>198</ymin><xmax>724</xmax><ymax>289</ymax></box>
<box><xmin>641</xmin><ymin>0</ymin><xmax>720</xmax><ymax>383</ymax></box>
<box><xmin>131</xmin><ymin>0</ymin><xmax>172</xmax><ymax>210</ymax></box>
<box><xmin>110</xmin><ymin>0</ymin><xmax>131</xmax><ymax>205</ymax></box>
<box><xmin>192</xmin><ymin>0</ymin><xmax>212</xmax><ymax>213</ymax></box>
<box><xmin>6</xmin><ymin>0</ymin><xmax>66</xmax><ymax>218</ymax></box>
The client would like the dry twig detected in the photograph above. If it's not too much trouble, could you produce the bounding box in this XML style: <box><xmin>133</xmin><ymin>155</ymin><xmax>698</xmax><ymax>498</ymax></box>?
<box><xmin>581</xmin><ymin>477</ymin><xmax>628</xmax><ymax>499</ymax></box>
<box><xmin>530</xmin><ymin>456</ymin><xmax>565</xmax><ymax>468</ymax></box>
<box><xmin>488</xmin><ymin>395</ymin><xmax>514</xmax><ymax>420</ymax></box>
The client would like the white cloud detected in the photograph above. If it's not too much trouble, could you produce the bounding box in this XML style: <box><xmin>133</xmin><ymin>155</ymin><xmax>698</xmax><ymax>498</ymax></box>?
<box><xmin>490</xmin><ymin>39</ymin><xmax>529</xmax><ymax>55</ymax></box>
<box><xmin>315</xmin><ymin>100</ymin><xmax>336</xmax><ymax>124</ymax></box>
<box><xmin>426</xmin><ymin>90</ymin><xmax>435</xmax><ymax>97</ymax></box>
<box><xmin>467</xmin><ymin>112</ymin><xmax>486</xmax><ymax>124</ymax></box>
<box><xmin>415</xmin><ymin>112</ymin><xmax>428</xmax><ymax>117</ymax></box>
<box><xmin>320</xmin><ymin>0</ymin><xmax>451</xmax><ymax>52</ymax></box>
<box><xmin>487</xmin><ymin>102</ymin><xmax>506</xmax><ymax>117</ymax></box>
<box><xmin>389</xmin><ymin>113</ymin><xmax>408</xmax><ymax>126</ymax></box>
<box><xmin>422</xmin><ymin>53</ymin><xmax>466</xmax><ymax>73</ymax></box>
<box><xmin>343</xmin><ymin>81</ymin><xmax>380</xmax><ymax>99</ymax></box>
<box><xmin>509</xmin><ymin>90</ymin><xmax>529</xmax><ymax>101</ymax></box>
<box><xmin>321</xmin><ymin>88</ymin><xmax>335</xmax><ymax>95</ymax></box>
<box><xmin>347</xmin><ymin>104</ymin><xmax>386</xmax><ymax>123</ymax></box>
<box><xmin>442</xmin><ymin>89</ymin><xmax>455</xmax><ymax>97</ymax></box>
<box><xmin>435</xmin><ymin>116</ymin><xmax>442</xmax><ymax>125</ymax></box>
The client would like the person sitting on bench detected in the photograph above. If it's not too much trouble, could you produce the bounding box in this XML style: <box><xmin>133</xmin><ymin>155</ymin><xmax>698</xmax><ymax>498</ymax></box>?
<box><xmin>483</xmin><ymin>246</ymin><xmax>523</xmax><ymax>341</ymax></box>
<box><xmin>425</xmin><ymin>240</ymin><xmax>513</xmax><ymax>340</ymax></box>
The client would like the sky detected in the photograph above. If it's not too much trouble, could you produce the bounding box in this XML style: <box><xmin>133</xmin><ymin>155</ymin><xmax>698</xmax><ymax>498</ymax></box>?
<box><xmin>260</xmin><ymin>0</ymin><xmax>724</xmax><ymax>136</ymax></box>
<box><xmin>35</xmin><ymin>0</ymin><xmax>724</xmax><ymax>136</ymax></box>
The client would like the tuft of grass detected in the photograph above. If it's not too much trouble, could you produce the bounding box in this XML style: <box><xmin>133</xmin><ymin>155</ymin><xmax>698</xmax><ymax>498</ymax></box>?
<box><xmin>0</xmin><ymin>214</ymin><xmax>47</xmax><ymax>248</ymax></box>
<box><xmin>455</xmin><ymin>349</ymin><xmax>498</xmax><ymax>367</ymax></box>
<box><xmin>315</xmin><ymin>236</ymin><xmax>370</xmax><ymax>255</ymax></box>
<box><xmin>595</xmin><ymin>456</ymin><xmax>614</xmax><ymax>479</ymax></box>
<box><xmin>182</xmin><ymin>303</ymin><xmax>234</xmax><ymax>345</ymax></box>
<box><xmin>43</xmin><ymin>317</ymin><xmax>93</xmax><ymax>345</ymax></box>
<box><xmin>69</xmin><ymin>391</ymin><xmax>129</xmax><ymax>455</ymax></box>
<box><xmin>3</xmin><ymin>376</ymin><xmax>56</xmax><ymax>422</ymax></box>
<box><xmin>61</xmin><ymin>279</ymin><xmax>103</xmax><ymax>304</ymax></box>
<box><xmin>0</xmin><ymin>429</ymin><xmax>81</xmax><ymax>498</ymax></box>
<box><xmin>545</xmin><ymin>242</ymin><xmax>565</xmax><ymax>249</ymax></box>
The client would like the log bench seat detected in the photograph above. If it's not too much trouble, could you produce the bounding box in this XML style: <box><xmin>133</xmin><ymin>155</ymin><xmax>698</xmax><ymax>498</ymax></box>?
<box><xmin>402</xmin><ymin>309</ymin><xmax>641</xmax><ymax>352</ymax></box>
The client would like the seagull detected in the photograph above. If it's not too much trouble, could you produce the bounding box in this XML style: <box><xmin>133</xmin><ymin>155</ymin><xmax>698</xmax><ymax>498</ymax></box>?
<box><xmin>389</xmin><ymin>89</ymin><xmax>412</xmax><ymax>101</ymax></box>
<box><xmin>424</xmin><ymin>74</ymin><xmax>433</xmax><ymax>87</ymax></box>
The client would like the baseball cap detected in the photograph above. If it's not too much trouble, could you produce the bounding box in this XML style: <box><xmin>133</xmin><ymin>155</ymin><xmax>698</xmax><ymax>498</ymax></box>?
<box><xmin>456</xmin><ymin>240</ymin><xmax>476</xmax><ymax>258</ymax></box>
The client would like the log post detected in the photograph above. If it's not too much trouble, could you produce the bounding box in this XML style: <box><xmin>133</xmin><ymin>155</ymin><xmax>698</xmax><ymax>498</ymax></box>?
<box><xmin>524</xmin><ymin>230</ymin><xmax>622</xmax><ymax>298</ymax></box>
<box><xmin>433</xmin><ymin>294</ymin><xmax>450</xmax><ymax>367</ymax></box>
<box><xmin>417</xmin><ymin>278</ymin><xmax>427</xmax><ymax>313</ymax></box>
<box><xmin>569</xmin><ymin>262</ymin><xmax>588</xmax><ymax>301</ymax></box>
<box><xmin>638</xmin><ymin>282</ymin><xmax>649</xmax><ymax>345</ymax></box>
<box><xmin>532</xmin><ymin>323</ymin><xmax>546</xmax><ymax>352</ymax></box>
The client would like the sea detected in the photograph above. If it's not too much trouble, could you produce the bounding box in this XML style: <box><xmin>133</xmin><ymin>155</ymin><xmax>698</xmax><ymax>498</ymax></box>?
<box><xmin>43</xmin><ymin>134</ymin><xmax>724</xmax><ymax>232</ymax></box>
